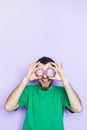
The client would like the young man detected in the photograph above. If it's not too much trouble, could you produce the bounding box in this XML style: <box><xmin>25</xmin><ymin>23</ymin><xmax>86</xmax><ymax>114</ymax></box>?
<box><xmin>4</xmin><ymin>56</ymin><xmax>83</xmax><ymax>130</ymax></box>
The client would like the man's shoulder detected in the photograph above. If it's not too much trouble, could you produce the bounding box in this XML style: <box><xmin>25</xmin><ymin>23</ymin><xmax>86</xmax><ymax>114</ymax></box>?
<box><xmin>25</xmin><ymin>84</ymin><xmax>38</xmax><ymax>91</ymax></box>
<box><xmin>53</xmin><ymin>85</ymin><xmax>65</xmax><ymax>92</ymax></box>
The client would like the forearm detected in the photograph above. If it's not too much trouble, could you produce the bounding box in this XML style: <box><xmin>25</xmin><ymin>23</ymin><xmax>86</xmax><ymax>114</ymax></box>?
<box><xmin>4</xmin><ymin>76</ymin><xmax>29</xmax><ymax>111</ymax></box>
<box><xmin>62</xmin><ymin>77</ymin><xmax>83</xmax><ymax>113</ymax></box>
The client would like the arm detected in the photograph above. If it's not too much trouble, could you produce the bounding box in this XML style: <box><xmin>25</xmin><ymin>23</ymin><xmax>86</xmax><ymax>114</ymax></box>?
<box><xmin>50</xmin><ymin>62</ymin><xmax>83</xmax><ymax>113</ymax></box>
<box><xmin>61</xmin><ymin>77</ymin><xmax>83</xmax><ymax>113</ymax></box>
<box><xmin>4</xmin><ymin>62</ymin><xmax>40</xmax><ymax>111</ymax></box>
<box><xmin>4</xmin><ymin>77</ymin><xmax>29</xmax><ymax>111</ymax></box>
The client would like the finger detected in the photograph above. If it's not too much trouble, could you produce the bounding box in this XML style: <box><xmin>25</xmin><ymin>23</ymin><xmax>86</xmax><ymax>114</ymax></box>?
<box><xmin>51</xmin><ymin>62</ymin><xmax>60</xmax><ymax>70</ymax></box>
<box><xmin>50</xmin><ymin>66</ymin><xmax>57</xmax><ymax>72</ymax></box>
<box><xmin>33</xmin><ymin>61</ymin><xmax>40</xmax><ymax>68</ymax></box>
<box><xmin>29</xmin><ymin>62</ymin><xmax>40</xmax><ymax>71</ymax></box>
<box><xmin>50</xmin><ymin>62</ymin><xmax>56</xmax><ymax>68</ymax></box>
<box><xmin>58</xmin><ymin>63</ymin><xmax>63</xmax><ymax>71</ymax></box>
<box><xmin>51</xmin><ymin>63</ymin><xmax>60</xmax><ymax>72</ymax></box>
<box><xmin>49</xmin><ymin>77</ymin><xmax>55</xmax><ymax>80</ymax></box>
<box><xmin>28</xmin><ymin>62</ymin><xmax>35</xmax><ymax>69</ymax></box>
<box><xmin>35</xmin><ymin>76</ymin><xmax>42</xmax><ymax>80</ymax></box>
<box><xmin>34</xmin><ymin>75</ymin><xmax>42</xmax><ymax>80</ymax></box>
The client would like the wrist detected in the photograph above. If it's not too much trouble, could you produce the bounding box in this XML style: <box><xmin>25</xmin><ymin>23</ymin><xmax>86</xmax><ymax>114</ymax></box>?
<box><xmin>61</xmin><ymin>77</ymin><xmax>69</xmax><ymax>85</ymax></box>
<box><xmin>23</xmin><ymin>76</ymin><xmax>29</xmax><ymax>84</ymax></box>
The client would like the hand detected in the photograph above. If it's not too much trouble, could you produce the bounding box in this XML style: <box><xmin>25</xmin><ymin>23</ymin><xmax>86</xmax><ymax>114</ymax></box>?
<box><xmin>49</xmin><ymin>62</ymin><xmax>65</xmax><ymax>81</ymax></box>
<box><xmin>26</xmin><ymin>62</ymin><xmax>41</xmax><ymax>81</ymax></box>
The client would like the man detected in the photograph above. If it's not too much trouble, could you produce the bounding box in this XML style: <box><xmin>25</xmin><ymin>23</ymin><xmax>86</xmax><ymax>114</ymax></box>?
<box><xmin>4</xmin><ymin>56</ymin><xmax>83</xmax><ymax>130</ymax></box>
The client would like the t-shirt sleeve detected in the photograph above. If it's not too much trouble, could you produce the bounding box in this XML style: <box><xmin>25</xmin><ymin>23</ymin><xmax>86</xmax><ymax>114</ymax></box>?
<box><xmin>60</xmin><ymin>87</ymin><xmax>70</xmax><ymax>110</ymax></box>
<box><xmin>18</xmin><ymin>86</ymin><xmax>29</xmax><ymax>109</ymax></box>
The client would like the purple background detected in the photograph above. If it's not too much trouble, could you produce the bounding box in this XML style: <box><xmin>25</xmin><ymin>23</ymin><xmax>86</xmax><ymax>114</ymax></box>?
<box><xmin>0</xmin><ymin>0</ymin><xmax>86</xmax><ymax>130</ymax></box>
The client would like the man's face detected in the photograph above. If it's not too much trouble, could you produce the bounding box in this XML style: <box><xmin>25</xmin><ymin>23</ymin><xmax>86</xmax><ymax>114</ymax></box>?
<box><xmin>36</xmin><ymin>62</ymin><xmax>54</xmax><ymax>90</ymax></box>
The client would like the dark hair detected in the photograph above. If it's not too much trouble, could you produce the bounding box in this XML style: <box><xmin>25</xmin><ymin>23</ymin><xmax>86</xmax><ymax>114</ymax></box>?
<box><xmin>36</xmin><ymin>56</ymin><xmax>55</xmax><ymax>64</ymax></box>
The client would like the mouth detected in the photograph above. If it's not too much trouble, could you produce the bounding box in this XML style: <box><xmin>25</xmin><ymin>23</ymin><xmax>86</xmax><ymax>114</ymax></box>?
<box><xmin>41</xmin><ymin>79</ymin><xmax>50</xmax><ymax>87</ymax></box>
<box><xmin>42</xmin><ymin>79</ymin><xmax>49</xmax><ymax>82</ymax></box>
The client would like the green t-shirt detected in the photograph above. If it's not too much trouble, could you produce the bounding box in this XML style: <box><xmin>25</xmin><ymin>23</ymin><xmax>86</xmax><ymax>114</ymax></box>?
<box><xmin>18</xmin><ymin>84</ymin><xmax>71</xmax><ymax>130</ymax></box>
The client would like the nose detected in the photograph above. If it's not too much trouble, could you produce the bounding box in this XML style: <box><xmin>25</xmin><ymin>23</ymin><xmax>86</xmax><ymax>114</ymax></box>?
<box><xmin>43</xmin><ymin>73</ymin><xmax>47</xmax><ymax>78</ymax></box>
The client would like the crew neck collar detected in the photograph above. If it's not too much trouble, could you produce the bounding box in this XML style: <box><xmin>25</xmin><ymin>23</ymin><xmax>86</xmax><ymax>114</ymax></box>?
<box><xmin>37</xmin><ymin>84</ymin><xmax>54</xmax><ymax>93</ymax></box>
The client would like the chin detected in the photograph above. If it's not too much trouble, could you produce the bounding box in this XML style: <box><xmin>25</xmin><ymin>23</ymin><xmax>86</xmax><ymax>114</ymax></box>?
<box><xmin>41</xmin><ymin>85</ymin><xmax>50</xmax><ymax>90</ymax></box>
<box><xmin>38</xmin><ymin>79</ymin><xmax>53</xmax><ymax>90</ymax></box>
<box><xmin>40</xmin><ymin>82</ymin><xmax>52</xmax><ymax>90</ymax></box>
